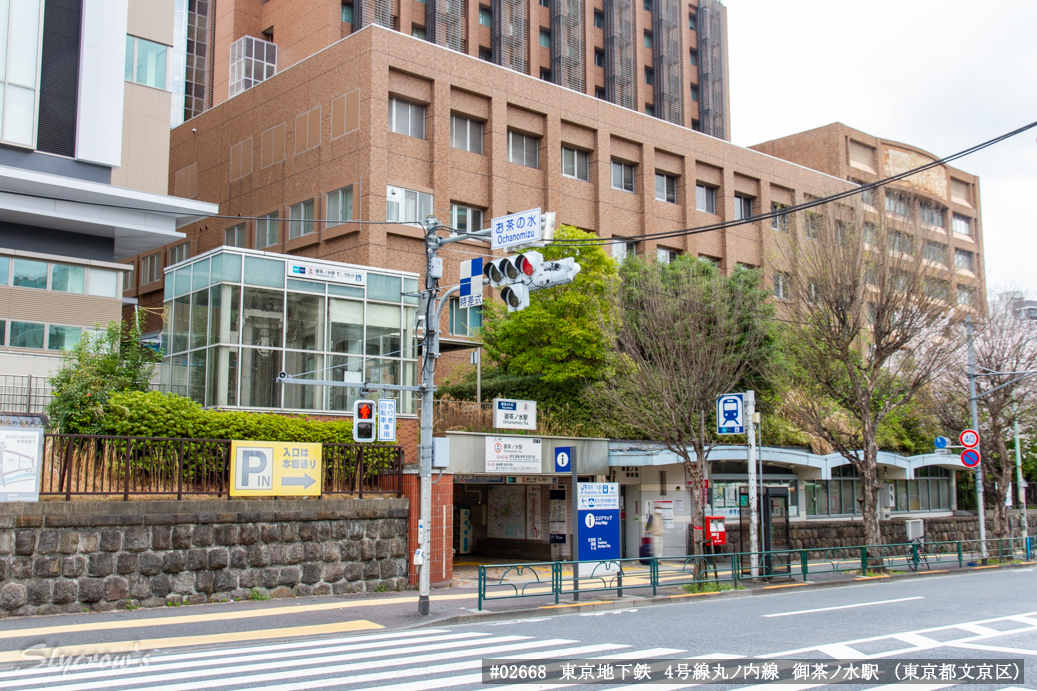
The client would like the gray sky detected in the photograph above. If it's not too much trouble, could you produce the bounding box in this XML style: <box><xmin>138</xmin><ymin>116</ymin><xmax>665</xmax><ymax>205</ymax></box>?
<box><xmin>725</xmin><ymin>0</ymin><xmax>1037</xmax><ymax>297</ymax></box>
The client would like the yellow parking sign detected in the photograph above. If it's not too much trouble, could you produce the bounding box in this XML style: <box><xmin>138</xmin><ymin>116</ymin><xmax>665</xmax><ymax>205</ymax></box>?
<box><xmin>230</xmin><ymin>441</ymin><xmax>323</xmax><ymax>497</ymax></box>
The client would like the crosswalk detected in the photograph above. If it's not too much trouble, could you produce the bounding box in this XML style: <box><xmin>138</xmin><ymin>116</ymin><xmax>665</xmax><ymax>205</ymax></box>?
<box><xmin>0</xmin><ymin>625</ymin><xmax>1029</xmax><ymax>691</ymax></box>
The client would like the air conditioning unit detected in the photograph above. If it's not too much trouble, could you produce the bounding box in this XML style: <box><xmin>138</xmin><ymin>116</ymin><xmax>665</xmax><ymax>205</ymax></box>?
<box><xmin>905</xmin><ymin>518</ymin><xmax>924</xmax><ymax>541</ymax></box>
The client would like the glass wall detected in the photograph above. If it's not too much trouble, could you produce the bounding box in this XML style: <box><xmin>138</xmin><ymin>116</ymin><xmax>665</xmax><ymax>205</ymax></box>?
<box><xmin>804</xmin><ymin>465</ymin><xmax>952</xmax><ymax>516</ymax></box>
<box><xmin>163</xmin><ymin>249</ymin><xmax>419</xmax><ymax>414</ymax></box>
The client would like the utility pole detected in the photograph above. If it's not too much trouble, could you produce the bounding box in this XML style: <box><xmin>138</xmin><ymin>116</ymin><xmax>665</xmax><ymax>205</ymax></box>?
<box><xmin>1014</xmin><ymin>399</ymin><xmax>1029</xmax><ymax>544</ymax></box>
<box><xmin>746</xmin><ymin>390</ymin><xmax>758</xmax><ymax>577</ymax></box>
<box><xmin>967</xmin><ymin>316</ymin><xmax>988</xmax><ymax>558</ymax></box>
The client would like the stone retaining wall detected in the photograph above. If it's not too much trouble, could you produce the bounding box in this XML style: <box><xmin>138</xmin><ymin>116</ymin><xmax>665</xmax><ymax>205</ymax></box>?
<box><xmin>0</xmin><ymin>498</ymin><xmax>409</xmax><ymax>617</ymax></box>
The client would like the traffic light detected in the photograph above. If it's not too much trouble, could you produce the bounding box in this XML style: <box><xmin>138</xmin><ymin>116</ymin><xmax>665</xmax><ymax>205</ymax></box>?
<box><xmin>353</xmin><ymin>399</ymin><xmax>376</xmax><ymax>442</ymax></box>
<box><xmin>531</xmin><ymin>257</ymin><xmax>581</xmax><ymax>291</ymax></box>
<box><xmin>500</xmin><ymin>283</ymin><xmax>530</xmax><ymax>312</ymax></box>
<box><xmin>483</xmin><ymin>252</ymin><xmax>544</xmax><ymax>312</ymax></box>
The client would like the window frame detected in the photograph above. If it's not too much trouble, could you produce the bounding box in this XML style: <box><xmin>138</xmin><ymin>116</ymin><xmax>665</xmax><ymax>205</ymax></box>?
<box><xmin>256</xmin><ymin>212</ymin><xmax>280</xmax><ymax>249</ymax></box>
<box><xmin>952</xmin><ymin>213</ymin><xmax>971</xmax><ymax>236</ymax></box>
<box><xmin>326</xmin><ymin>186</ymin><xmax>355</xmax><ymax>226</ymax></box>
<box><xmin>141</xmin><ymin>252</ymin><xmax>162</xmax><ymax>285</ymax></box>
<box><xmin>125</xmin><ymin>35</ymin><xmax>169</xmax><ymax>90</ymax></box>
<box><xmin>225</xmin><ymin>223</ymin><xmax>248</xmax><ymax>248</ymax></box>
<box><xmin>734</xmin><ymin>195</ymin><xmax>753</xmax><ymax>220</ymax></box>
<box><xmin>507</xmin><ymin>130</ymin><xmax>540</xmax><ymax>169</ymax></box>
<box><xmin>695</xmin><ymin>184</ymin><xmax>715</xmax><ymax>214</ymax></box>
<box><xmin>954</xmin><ymin>248</ymin><xmax>974</xmax><ymax>272</ymax></box>
<box><xmin>656</xmin><ymin>247</ymin><xmax>678</xmax><ymax>264</ymax></box>
<box><xmin>594</xmin><ymin>10</ymin><xmax>603</xmax><ymax>28</ymax></box>
<box><xmin>771</xmin><ymin>202</ymin><xmax>789</xmax><ymax>232</ymax></box>
<box><xmin>386</xmin><ymin>185</ymin><xmax>434</xmax><ymax>225</ymax></box>
<box><xmin>169</xmin><ymin>242</ymin><xmax>190</xmax><ymax>266</ymax></box>
<box><xmin>539</xmin><ymin>28</ymin><xmax>551</xmax><ymax>48</ymax></box>
<box><xmin>643</xmin><ymin>31</ymin><xmax>652</xmax><ymax>48</ymax></box>
<box><xmin>478</xmin><ymin>6</ymin><xmax>492</xmax><ymax>26</ymax></box>
<box><xmin>611</xmin><ymin>160</ymin><xmax>635</xmax><ymax>193</ymax></box>
<box><xmin>562</xmin><ymin>146</ymin><xmax>590</xmax><ymax>181</ymax></box>
<box><xmin>288</xmin><ymin>199</ymin><xmax>316</xmax><ymax>240</ymax></box>
<box><xmin>773</xmin><ymin>272</ymin><xmax>792</xmax><ymax>301</ymax></box>
<box><xmin>388</xmin><ymin>97</ymin><xmax>426</xmax><ymax>139</ymax></box>
<box><xmin>655</xmin><ymin>173</ymin><xmax>677</xmax><ymax>203</ymax></box>
<box><xmin>450</xmin><ymin>203</ymin><xmax>485</xmax><ymax>236</ymax></box>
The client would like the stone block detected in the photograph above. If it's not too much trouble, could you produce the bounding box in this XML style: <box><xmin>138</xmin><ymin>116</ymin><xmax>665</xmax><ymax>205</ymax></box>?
<box><xmin>87</xmin><ymin>553</ymin><xmax>114</xmax><ymax>578</ymax></box>
<box><xmin>322</xmin><ymin>542</ymin><xmax>341</xmax><ymax>562</ymax></box>
<box><xmin>78</xmin><ymin>579</ymin><xmax>104</xmax><ymax>603</ymax></box>
<box><xmin>315</xmin><ymin>522</ymin><xmax>331</xmax><ymax>541</ymax></box>
<box><xmin>270</xmin><ymin>586</ymin><xmax>293</xmax><ymax>598</ymax></box>
<box><xmin>151</xmin><ymin>574</ymin><xmax>172</xmax><ymax>598</ymax></box>
<box><xmin>331</xmin><ymin>581</ymin><xmax>351</xmax><ymax>595</ymax></box>
<box><xmin>364</xmin><ymin>521</ymin><xmax>381</xmax><ymax>539</ymax></box>
<box><xmin>322</xmin><ymin>562</ymin><xmax>343</xmax><ymax>583</ymax></box>
<box><xmin>195</xmin><ymin>570</ymin><xmax>214</xmax><ymax>594</ymax></box>
<box><xmin>173</xmin><ymin>572</ymin><xmax>195</xmax><ymax>594</ymax></box>
<box><xmin>14</xmin><ymin>531</ymin><xmax>36</xmax><ymax>556</ymax></box>
<box><xmin>105</xmin><ymin>577</ymin><xmax>129</xmax><ymax>602</ymax></box>
<box><xmin>207</xmin><ymin>548</ymin><xmax>229</xmax><ymax>570</ymax></box>
<box><xmin>261</xmin><ymin>525</ymin><xmax>279</xmax><ymax>543</ymax></box>
<box><xmin>388</xmin><ymin>538</ymin><xmax>406</xmax><ymax>557</ymax></box>
<box><xmin>303</xmin><ymin>543</ymin><xmax>322</xmax><ymax>562</ymax></box>
<box><xmin>284</xmin><ymin>543</ymin><xmax>304</xmax><ymax>565</ymax></box>
<box><xmin>215</xmin><ymin>525</ymin><xmax>239</xmax><ymax>546</ymax></box>
<box><xmin>278</xmin><ymin>566</ymin><xmax>301</xmax><ymax>586</ymax></box>
<box><xmin>123</xmin><ymin>527</ymin><xmax>150</xmax><ymax>552</ymax></box>
<box><xmin>36</xmin><ymin>531</ymin><xmax>59</xmax><ymax>554</ymax></box>
<box><xmin>99</xmin><ymin>530</ymin><xmax>122</xmax><ymax>552</ymax></box>
<box><xmin>294</xmin><ymin>584</ymin><xmax>313</xmax><ymax>597</ymax></box>
<box><xmin>213</xmin><ymin>570</ymin><xmax>237</xmax><ymax>592</ymax></box>
<box><xmin>117</xmin><ymin>554</ymin><xmax>139</xmax><ymax>575</ymax></box>
<box><xmin>61</xmin><ymin>556</ymin><xmax>85</xmax><ymax>578</ymax></box>
<box><xmin>186</xmin><ymin>549</ymin><xmax>207</xmax><ymax>571</ymax></box>
<box><xmin>163</xmin><ymin>551</ymin><xmax>186</xmax><ymax>574</ymax></box>
<box><xmin>379</xmin><ymin>559</ymin><xmax>398</xmax><ymax>579</ymax></box>
<box><xmin>192</xmin><ymin>525</ymin><xmax>214</xmax><ymax>547</ymax></box>
<box><xmin>33</xmin><ymin>557</ymin><xmax>61</xmax><ymax>578</ymax></box>
<box><xmin>238</xmin><ymin>570</ymin><xmax>259</xmax><ymax>589</ymax></box>
<box><xmin>340</xmin><ymin>541</ymin><xmax>360</xmax><ymax>562</ymax></box>
<box><xmin>362</xmin><ymin>561</ymin><xmax>379</xmax><ymax>580</ymax></box>
<box><xmin>171</xmin><ymin>526</ymin><xmax>192</xmax><ymax>549</ymax></box>
<box><xmin>53</xmin><ymin>580</ymin><xmax>78</xmax><ymax>604</ymax></box>
<box><xmin>331</xmin><ymin>521</ymin><xmax>349</xmax><ymax>540</ymax></box>
<box><xmin>0</xmin><ymin>558</ymin><xmax>7</xmax><ymax>581</ymax></box>
<box><xmin>280</xmin><ymin>523</ymin><xmax>299</xmax><ymax>543</ymax></box>
<box><xmin>375</xmin><ymin>541</ymin><xmax>389</xmax><ymax>560</ymax></box>
<box><xmin>239</xmin><ymin>524</ymin><xmax>260</xmax><ymax>545</ymax></box>
<box><xmin>187</xmin><ymin>594</ymin><xmax>207</xmax><ymax>605</ymax></box>
<box><xmin>151</xmin><ymin>527</ymin><xmax>172</xmax><ymax>551</ymax></box>
<box><xmin>379</xmin><ymin>521</ymin><xmax>396</xmax><ymax>539</ymax></box>
<box><xmin>313</xmin><ymin>583</ymin><xmax>332</xmax><ymax>596</ymax></box>
<box><xmin>230</xmin><ymin>547</ymin><xmax>248</xmax><ymax>569</ymax></box>
<box><xmin>1</xmin><ymin>583</ymin><xmax>26</xmax><ymax>609</ymax></box>
<box><xmin>27</xmin><ymin>580</ymin><xmax>51</xmax><ymax>606</ymax></box>
<box><xmin>58</xmin><ymin>532</ymin><xmax>78</xmax><ymax>554</ymax></box>
<box><xmin>138</xmin><ymin>553</ymin><xmax>163</xmax><ymax>577</ymax></box>
<box><xmin>248</xmin><ymin>544</ymin><xmax>269</xmax><ymax>567</ymax></box>
<box><xmin>259</xmin><ymin>567</ymin><xmax>279</xmax><ymax>588</ymax></box>
<box><xmin>298</xmin><ymin>523</ymin><xmax>316</xmax><ymax>542</ymax></box>
<box><xmin>79</xmin><ymin>532</ymin><xmax>99</xmax><ymax>553</ymax></box>
<box><xmin>301</xmin><ymin>563</ymin><xmax>322</xmax><ymax>584</ymax></box>
<box><xmin>0</xmin><ymin>532</ymin><xmax>12</xmax><ymax>555</ymax></box>
<box><xmin>128</xmin><ymin>574</ymin><xmax>151</xmax><ymax>599</ymax></box>
<box><xmin>342</xmin><ymin>562</ymin><xmax>362</xmax><ymax>582</ymax></box>
<box><xmin>361</xmin><ymin>540</ymin><xmax>375</xmax><ymax>561</ymax></box>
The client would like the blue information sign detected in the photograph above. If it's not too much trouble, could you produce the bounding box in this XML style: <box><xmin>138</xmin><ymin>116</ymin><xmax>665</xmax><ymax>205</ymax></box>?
<box><xmin>716</xmin><ymin>393</ymin><xmax>745</xmax><ymax>435</ymax></box>
<box><xmin>934</xmin><ymin>436</ymin><xmax>949</xmax><ymax>450</ymax></box>
<box><xmin>576</xmin><ymin>483</ymin><xmax>620</xmax><ymax>562</ymax></box>
<box><xmin>554</xmin><ymin>446</ymin><xmax>573</xmax><ymax>473</ymax></box>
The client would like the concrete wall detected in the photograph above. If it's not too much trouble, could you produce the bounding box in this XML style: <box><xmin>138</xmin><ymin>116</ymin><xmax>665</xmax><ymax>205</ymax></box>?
<box><xmin>0</xmin><ymin>498</ymin><xmax>408</xmax><ymax>617</ymax></box>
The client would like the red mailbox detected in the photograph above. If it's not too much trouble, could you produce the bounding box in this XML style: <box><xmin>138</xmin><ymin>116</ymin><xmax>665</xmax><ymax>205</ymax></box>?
<box><xmin>704</xmin><ymin>516</ymin><xmax>727</xmax><ymax>546</ymax></box>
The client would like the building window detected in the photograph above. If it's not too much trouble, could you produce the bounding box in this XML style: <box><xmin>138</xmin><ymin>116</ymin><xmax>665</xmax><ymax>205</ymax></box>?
<box><xmin>771</xmin><ymin>202</ymin><xmax>789</xmax><ymax>232</ymax></box>
<box><xmin>643</xmin><ymin>0</ymin><xmax>652</xmax><ymax>10</ymax></box>
<box><xmin>657</xmin><ymin>248</ymin><xmax>678</xmax><ymax>264</ymax></box>
<box><xmin>125</xmin><ymin>36</ymin><xmax>168</xmax><ymax>90</ymax></box>
<box><xmin>957</xmin><ymin>285</ymin><xmax>975</xmax><ymax>306</ymax></box>
<box><xmin>387</xmin><ymin>185</ymin><xmax>433</xmax><ymax>224</ymax></box>
<box><xmin>920</xmin><ymin>203</ymin><xmax>945</xmax><ymax>227</ymax></box>
<box><xmin>690</xmin><ymin>84</ymin><xmax>699</xmax><ymax>101</ymax></box>
<box><xmin>412</xmin><ymin>25</ymin><xmax>426</xmax><ymax>39</ymax></box>
<box><xmin>9</xmin><ymin>321</ymin><xmax>44</xmax><ymax>349</ymax></box>
<box><xmin>885</xmin><ymin>193</ymin><xmax>908</xmax><ymax>217</ymax></box>
<box><xmin>388</xmin><ymin>97</ymin><xmax>425</xmax><ymax>139</ymax></box>
<box><xmin>655</xmin><ymin>173</ymin><xmax>677</xmax><ymax>203</ymax></box>
<box><xmin>451</xmin><ymin>203</ymin><xmax>484</xmax><ymax>235</ymax></box>
<box><xmin>953</xmin><ymin>213</ymin><xmax>971</xmax><ymax>236</ymax></box>
<box><xmin>256</xmin><ymin>212</ymin><xmax>280</xmax><ymax>249</ymax></box>
<box><xmin>228</xmin><ymin>36</ymin><xmax>277</xmax><ymax>97</ymax></box>
<box><xmin>691</xmin><ymin>119</ymin><xmax>700</xmax><ymax>131</ymax></box>
<box><xmin>225</xmin><ymin>223</ymin><xmax>248</xmax><ymax>248</ymax></box>
<box><xmin>122</xmin><ymin>262</ymin><xmax>136</xmax><ymax>292</ymax></box>
<box><xmin>774</xmin><ymin>272</ymin><xmax>791</xmax><ymax>301</ymax></box>
<box><xmin>141</xmin><ymin>253</ymin><xmax>161</xmax><ymax>285</ymax></box>
<box><xmin>688</xmin><ymin>12</ymin><xmax>696</xmax><ymax>30</ymax></box>
<box><xmin>450</xmin><ymin>114</ymin><xmax>483</xmax><ymax>154</ymax></box>
<box><xmin>48</xmin><ymin>325</ymin><xmax>83</xmax><ymax>351</ymax></box>
<box><xmin>689</xmin><ymin>49</ymin><xmax>697</xmax><ymax>66</ymax></box>
<box><xmin>289</xmin><ymin>200</ymin><xmax>315</xmax><ymax>240</ymax></box>
<box><xmin>0</xmin><ymin>0</ymin><xmax>43</xmax><ymax>147</ymax></box>
<box><xmin>51</xmin><ymin>264</ymin><xmax>84</xmax><ymax>294</ymax></box>
<box><xmin>734</xmin><ymin>195</ymin><xmax>753</xmax><ymax>220</ymax></box>
<box><xmin>645</xmin><ymin>67</ymin><xmax>654</xmax><ymax>85</ymax></box>
<box><xmin>539</xmin><ymin>29</ymin><xmax>551</xmax><ymax>48</ymax></box>
<box><xmin>699</xmin><ymin>254</ymin><xmax>719</xmax><ymax>266</ymax></box>
<box><xmin>562</xmin><ymin>147</ymin><xmax>590</xmax><ymax>181</ymax></box>
<box><xmin>889</xmin><ymin>231</ymin><xmax>914</xmax><ymax>255</ymax></box>
<box><xmin>594</xmin><ymin>49</ymin><xmax>604</xmax><ymax>67</ymax></box>
<box><xmin>169</xmin><ymin>243</ymin><xmax>190</xmax><ymax>266</ymax></box>
<box><xmin>341</xmin><ymin>2</ymin><xmax>354</xmax><ymax>22</ymax></box>
<box><xmin>695</xmin><ymin>184</ymin><xmax>715</xmax><ymax>214</ymax></box>
<box><xmin>479</xmin><ymin>47</ymin><xmax>493</xmax><ymax>61</ymax></box>
<box><xmin>611</xmin><ymin>161</ymin><xmax>635</xmax><ymax>193</ymax></box>
<box><xmin>450</xmin><ymin>299</ymin><xmax>482</xmax><ymax>336</ymax></box>
<box><xmin>327</xmin><ymin>186</ymin><xmax>354</xmax><ymax>225</ymax></box>
<box><xmin>508</xmin><ymin>130</ymin><xmax>539</xmax><ymax>169</ymax></box>
<box><xmin>594</xmin><ymin>10</ymin><xmax>603</xmax><ymax>28</ymax></box>
<box><xmin>643</xmin><ymin>31</ymin><xmax>652</xmax><ymax>48</ymax></box>
<box><xmin>540</xmin><ymin>0</ymin><xmax>549</xmax><ymax>6</ymax></box>
<box><xmin>613</xmin><ymin>241</ymin><xmax>638</xmax><ymax>263</ymax></box>
<box><xmin>595</xmin><ymin>87</ymin><xmax>606</xmax><ymax>99</ymax></box>
<box><xmin>955</xmin><ymin>248</ymin><xmax>974</xmax><ymax>272</ymax></box>
<box><xmin>925</xmin><ymin>278</ymin><xmax>949</xmax><ymax>301</ymax></box>
<box><xmin>923</xmin><ymin>240</ymin><xmax>947</xmax><ymax>265</ymax></box>
<box><xmin>479</xmin><ymin>6</ymin><xmax>492</xmax><ymax>26</ymax></box>
<box><xmin>645</xmin><ymin>104</ymin><xmax>654</xmax><ymax>117</ymax></box>
<box><xmin>540</xmin><ymin>68</ymin><xmax>552</xmax><ymax>81</ymax></box>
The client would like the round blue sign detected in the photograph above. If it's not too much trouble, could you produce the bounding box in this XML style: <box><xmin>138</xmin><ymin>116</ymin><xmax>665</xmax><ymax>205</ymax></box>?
<box><xmin>934</xmin><ymin>436</ymin><xmax>949</xmax><ymax>450</ymax></box>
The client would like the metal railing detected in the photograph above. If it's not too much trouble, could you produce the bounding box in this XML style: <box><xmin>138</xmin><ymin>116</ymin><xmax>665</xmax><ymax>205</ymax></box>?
<box><xmin>476</xmin><ymin>537</ymin><xmax>1035</xmax><ymax>610</ymax></box>
<box><xmin>0</xmin><ymin>374</ymin><xmax>52</xmax><ymax>414</ymax></box>
<box><xmin>39</xmin><ymin>434</ymin><xmax>403</xmax><ymax>500</ymax></box>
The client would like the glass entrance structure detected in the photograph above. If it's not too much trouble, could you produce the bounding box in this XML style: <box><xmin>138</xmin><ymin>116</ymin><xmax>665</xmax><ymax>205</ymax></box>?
<box><xmin>162</xmin><ymin>248</ymin><xmax>419</xmax><ymax>414</ymax></box>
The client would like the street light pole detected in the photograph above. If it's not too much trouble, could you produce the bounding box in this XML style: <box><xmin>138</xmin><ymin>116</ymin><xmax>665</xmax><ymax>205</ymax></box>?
<box><xmin>1014</xmin><ymin>399</ymin><xmax>1029</xmax><ymax>544</ymax></box>
<box><xmin>967</xmin><ymin>316</ymin><xmax>988</xmax><ymax>558</ymax></box>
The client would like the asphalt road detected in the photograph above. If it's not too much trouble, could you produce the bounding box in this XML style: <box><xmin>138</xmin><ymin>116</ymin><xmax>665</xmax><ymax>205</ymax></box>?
<box><xmin>0</xmin><ymin>567</ymin><xmax>1034</xmax><ymax>690</ymax></box>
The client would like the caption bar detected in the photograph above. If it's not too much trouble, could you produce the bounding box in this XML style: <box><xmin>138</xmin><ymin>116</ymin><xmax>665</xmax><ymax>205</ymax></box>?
<box><xmin>481</xmin><ymin>658</ymin><xmax>1024</xmax><ymax>685</ymax></box>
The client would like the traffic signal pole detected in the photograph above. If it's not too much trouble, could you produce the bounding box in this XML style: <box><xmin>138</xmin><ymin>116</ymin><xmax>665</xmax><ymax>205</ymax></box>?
<box><xmin>966</xmin><ymin>316</ymin><xmax>988</xmax><ymax>558</ymax></box>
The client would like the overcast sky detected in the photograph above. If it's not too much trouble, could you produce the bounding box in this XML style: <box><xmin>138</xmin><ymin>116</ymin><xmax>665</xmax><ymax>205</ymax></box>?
<box><xmin>724</xmin><ymin>0</ymin><xmax>1037</xmax><ymax>298</ymax></box>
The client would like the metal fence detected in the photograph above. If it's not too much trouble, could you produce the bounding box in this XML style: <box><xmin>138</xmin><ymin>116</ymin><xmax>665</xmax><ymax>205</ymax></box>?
<box><xmin>477</xmin><ymin>537</ymin><xmax>1035</xmax><ymax>610</ymax></box>
<box><xmin>39</xmin><ymin>434</ymin><xmax>404</xmax><ymax>500</ymax></box>
<box><xmin>0</xmin><ymin>375</ymin><xmax>52</xmax><ymax>414</ymax></box>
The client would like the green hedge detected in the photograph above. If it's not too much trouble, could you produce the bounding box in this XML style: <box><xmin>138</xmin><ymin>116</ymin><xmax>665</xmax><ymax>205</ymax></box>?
<box><xmin>101</xmin><ymin>391</ymin><xmax>357</xmax><ymax>443</ymax></box>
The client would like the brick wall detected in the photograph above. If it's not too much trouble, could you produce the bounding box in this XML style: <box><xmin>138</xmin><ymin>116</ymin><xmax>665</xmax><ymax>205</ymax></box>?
<box><xmin>401</xmin><ymin>472</ymin><xmax>453</xmax><ymax>586</ymax></box>
<box><xmin>0</xmin><ymin>498</ymin><xmax>408</xmax><ymax>617</ymax></box>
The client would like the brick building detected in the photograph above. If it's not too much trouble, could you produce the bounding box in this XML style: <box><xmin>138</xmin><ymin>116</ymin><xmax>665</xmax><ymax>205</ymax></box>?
<box><xmin>172</xmin><ymin>0</ymin><xmax>729</xmax><ymax>138</ymax></box>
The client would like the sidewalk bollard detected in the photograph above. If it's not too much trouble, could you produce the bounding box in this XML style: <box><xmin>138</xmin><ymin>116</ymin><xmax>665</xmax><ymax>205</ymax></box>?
<box><xmin>801</xmin><ymin>550</ymin><xmax>808</xmax><ymax>582</ymax></box>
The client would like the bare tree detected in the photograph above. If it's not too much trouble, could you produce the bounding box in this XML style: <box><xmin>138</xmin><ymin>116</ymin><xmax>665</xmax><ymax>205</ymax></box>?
<box><xmin>595</xmin><ymin>258</ymin><xmax>772</xmax><ymax>559</ymax></box>
<box><xmin>778</xmin><ymin>194</ymin><xmax>962</xmax><ymax>551</ymax></box>
<box><xmin>929</xmin><ymin>292</ymin><xmax>1037</xmax><ymax>538</ymax></box>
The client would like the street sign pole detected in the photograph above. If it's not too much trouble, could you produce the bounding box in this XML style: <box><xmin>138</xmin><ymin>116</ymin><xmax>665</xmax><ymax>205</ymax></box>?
<box><xmin>746</xmin><ymin>390</ymin><xmax>758</xmax><ymax>577</ymax></box>
<box><xmin>1014</xmin><ymin>400</ymin><xmax>1029</xmax><ymax>545</ymax></box>
<box><xmin>967</xmin><ymin>316</ymin><xmax>988</xmax><ymax>558</ymax></box>
<box><xmin>571</xmin><ymin>447</ymin><xmax>579</xmax><ymax>602</ymax></box>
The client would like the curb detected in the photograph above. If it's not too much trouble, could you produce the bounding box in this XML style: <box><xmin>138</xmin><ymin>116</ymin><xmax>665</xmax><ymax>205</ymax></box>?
<box><xmin>412</xmin><ymin>560</ymin><xmax>1036</xmax><ymax>628</ymax></box>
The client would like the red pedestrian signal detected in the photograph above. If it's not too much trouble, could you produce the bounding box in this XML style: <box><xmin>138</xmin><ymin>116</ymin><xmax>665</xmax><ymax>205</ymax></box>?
<box><xmin>353</xmin><ymin>399</ymin><xmax>376</xmax><ymax>442</ymax></box>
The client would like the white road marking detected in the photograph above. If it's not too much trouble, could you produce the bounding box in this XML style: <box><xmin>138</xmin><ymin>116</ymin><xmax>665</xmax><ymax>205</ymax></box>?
<box><xmin>950</xmin><ymin>641</ymin><xmax>1037</xmax><ymax>656</ymax></box>
<box><xmin>762</xmin><ymin>597</ymin><xmax>924</xmax><ymax>618</ymax></box>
